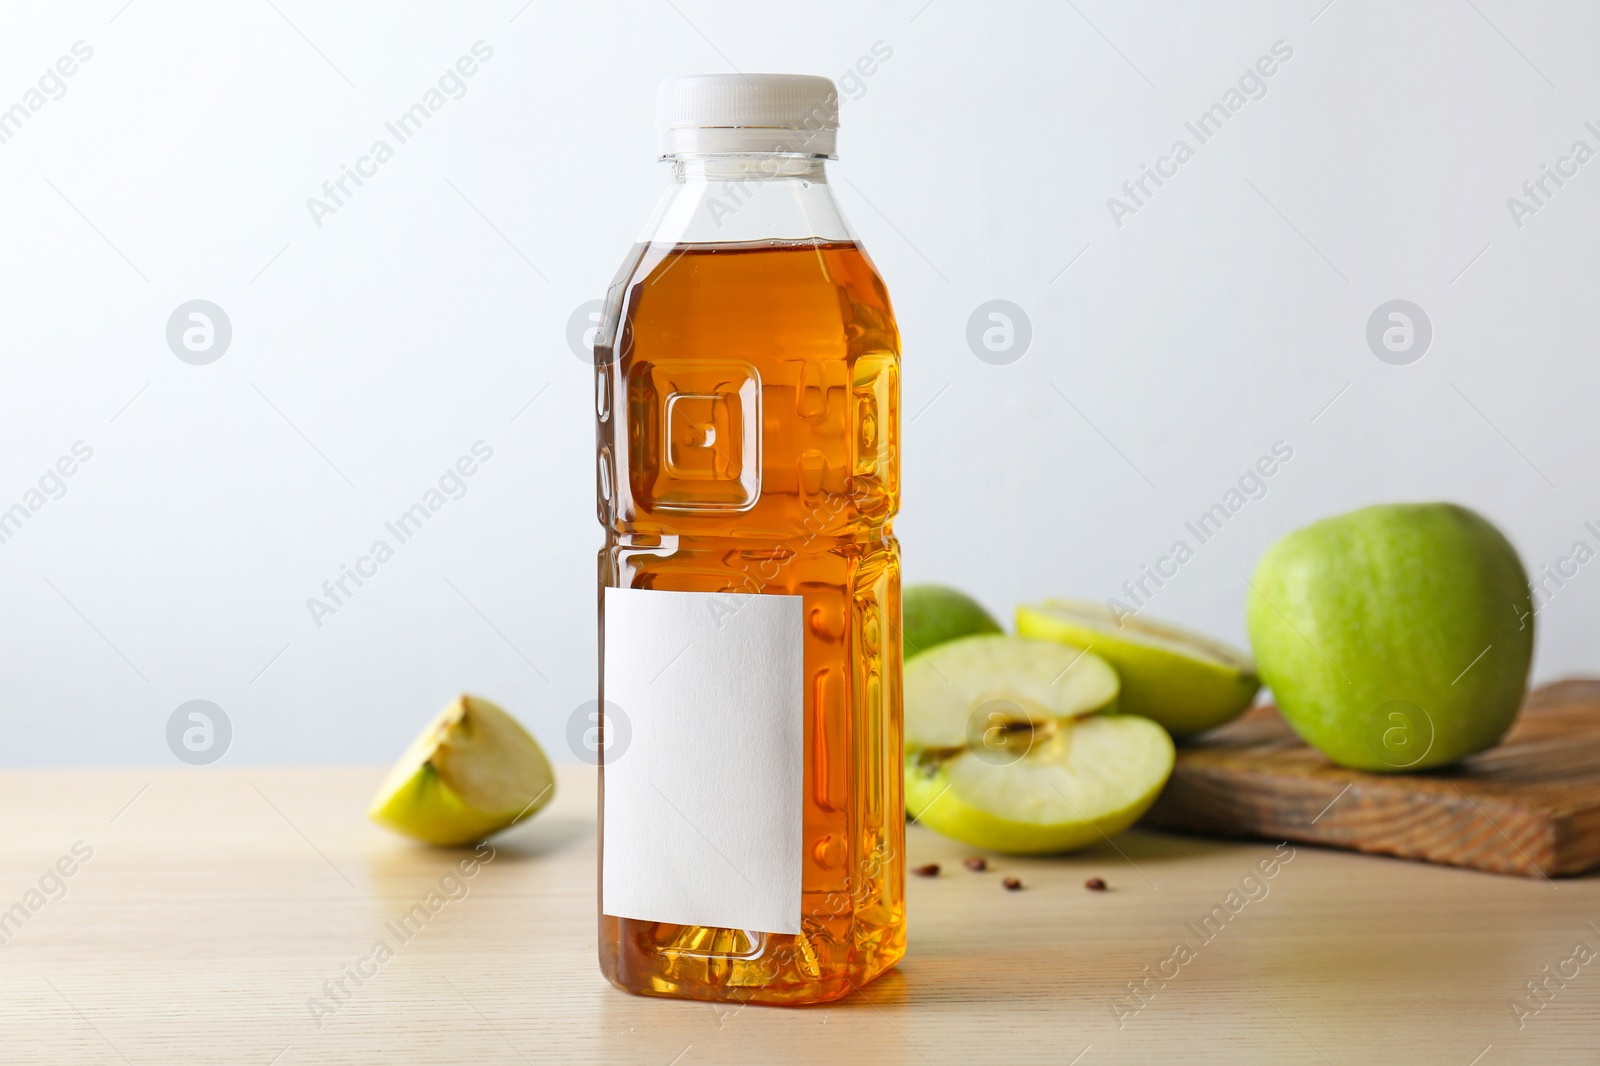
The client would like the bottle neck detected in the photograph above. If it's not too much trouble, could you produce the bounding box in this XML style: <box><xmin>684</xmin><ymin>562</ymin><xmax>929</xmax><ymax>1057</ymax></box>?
<box><xmin>668</xmin><ymin>154</ymin><xmax>829</xmax><ymax>184</ymax></box>
<box><xmin>640</xmin><ymin>153</ymin><xmax>851</xmax><ymax>246</ymax></box>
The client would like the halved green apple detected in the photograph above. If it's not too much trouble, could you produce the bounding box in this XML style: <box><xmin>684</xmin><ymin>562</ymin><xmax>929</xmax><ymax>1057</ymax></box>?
<box><xmin>1017</xmin><ymin>599</ymin><xmax>1259</xmax><ymax>736</ymax></box>
<box><xmin>368</xmin><ymin>695</ymin><xmax>555</xmax><ymax>846</ymax></box>
<box><xmin>904</xmin><ymin>635</ymin><xmax>1174</xmax><ymax>854</ymax></box>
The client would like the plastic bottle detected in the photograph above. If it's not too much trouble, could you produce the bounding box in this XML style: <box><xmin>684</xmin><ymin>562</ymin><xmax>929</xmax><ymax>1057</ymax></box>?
<box><xmin>594</xmin><ymin>73</ymin><xmax>903</xmax><ymax>1004</ymax></box>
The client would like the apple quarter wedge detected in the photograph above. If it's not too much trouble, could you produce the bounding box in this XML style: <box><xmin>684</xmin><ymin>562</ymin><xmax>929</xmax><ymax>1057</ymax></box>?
<box><xmin>369</xmin><ymin>695</ymin><xmax>555</xmax><ymax>846</ymax></box>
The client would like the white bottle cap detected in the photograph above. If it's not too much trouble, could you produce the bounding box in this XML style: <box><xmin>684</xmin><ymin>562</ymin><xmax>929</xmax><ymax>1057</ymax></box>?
<box><xmin>657</xmin><ymin>73</ymin><xmax>839</xmax><ymax>158</ymax></box>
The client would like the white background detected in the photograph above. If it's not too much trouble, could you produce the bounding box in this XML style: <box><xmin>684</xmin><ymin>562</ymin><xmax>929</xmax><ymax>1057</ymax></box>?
<box><xmin>2</xmin><ymin>0</ymin><xmax>1595</xmax><ymax>765</ymax></box>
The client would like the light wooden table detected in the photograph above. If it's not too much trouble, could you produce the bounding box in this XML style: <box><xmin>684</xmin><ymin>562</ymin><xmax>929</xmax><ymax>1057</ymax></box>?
<box><xmin>2</xmin><ymin>765</ymin><xmax>1595</xmax><ymax>1065</ymax></box>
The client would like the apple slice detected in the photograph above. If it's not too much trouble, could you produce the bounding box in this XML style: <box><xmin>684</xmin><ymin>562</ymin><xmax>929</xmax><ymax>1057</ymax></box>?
<box><xmin>1017</xmin><ymin>599</ymin><xmax>1259</xmax><ymax>736</ymax></box>
<box><xmin>903</xmin><ymin>635</ymin><xmax>1173</xmax><ymax>854</ymax></box>
<box><xmin>903</xmin><ymin>634</ymin><xmax>1120</xmax><ymax>751</ymax></box>
<box><xmin>907</xmin><ymin>716</ymin><xmax>1175</xmax><ymax>854</ymax></box>
<box><xmin>368</xmin><ymin>695</ymin><xmax>555</xmax><ymax>846</ymax></box>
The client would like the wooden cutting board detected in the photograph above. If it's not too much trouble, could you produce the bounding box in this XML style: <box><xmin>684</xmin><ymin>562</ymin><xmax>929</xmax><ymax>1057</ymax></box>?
<box><xmin>1142</xmin><ymin>678</ymin><xmax>1600</xmax><ymax>878</ymax></box>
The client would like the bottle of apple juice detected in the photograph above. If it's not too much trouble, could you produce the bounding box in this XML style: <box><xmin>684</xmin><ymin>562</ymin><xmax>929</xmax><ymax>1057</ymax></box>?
<box><xmin>593</xmin><ymin>73</ymin><xmax>904</xmax><ymax>1004</ymax></box>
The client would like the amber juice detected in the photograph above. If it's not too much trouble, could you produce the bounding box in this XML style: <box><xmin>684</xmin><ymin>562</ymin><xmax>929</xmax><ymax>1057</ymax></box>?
<box><xmin>595</xmin><ymin>238</ymin><xmax>904</xmax><ymax>1003</ymax></box>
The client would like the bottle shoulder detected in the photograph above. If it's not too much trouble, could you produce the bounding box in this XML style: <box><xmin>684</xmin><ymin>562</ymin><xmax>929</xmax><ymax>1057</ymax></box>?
<box><xmin>595</xmin><ymin>239</ymin><xmax>899</xmax><ymax>537</ymax></box>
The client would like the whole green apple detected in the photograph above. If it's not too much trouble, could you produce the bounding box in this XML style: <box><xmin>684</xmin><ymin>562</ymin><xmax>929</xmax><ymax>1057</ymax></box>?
<box><xmin>902</xmin><ymin>584</ymin><xmax>1002</xmax><ymax>660</ymax></box>
<box><xmin>1246</xmin><ymin>503</ymin><xmax>1532</xmax><ymax>772</ymax></box>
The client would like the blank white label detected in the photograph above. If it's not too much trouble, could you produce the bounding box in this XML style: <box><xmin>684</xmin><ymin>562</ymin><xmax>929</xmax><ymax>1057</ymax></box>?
<box><xmin>602</xmin><ymin>586</ymin><xmax>804</xmax><ymax>936</ymax></box>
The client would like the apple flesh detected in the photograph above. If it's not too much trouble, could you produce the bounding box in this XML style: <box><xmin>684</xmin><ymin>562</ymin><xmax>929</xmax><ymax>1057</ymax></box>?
<box><xmin>907</xmin><ymin>715</ymin><xmax>1175</xmax><ymax>854</ymax></box>
<box><xmin>1246</xmin><ymin>503</ymin><xmax>1533</xmax><ymax>772</ymax></box>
